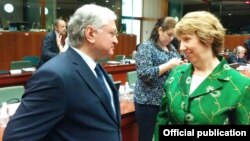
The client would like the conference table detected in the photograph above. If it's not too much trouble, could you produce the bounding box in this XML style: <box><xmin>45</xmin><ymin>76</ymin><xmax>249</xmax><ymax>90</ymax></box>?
<box><xmin>0</xmin><ymin>63</ymin><xmax>138</xmax><ymax>141</ymax></box>
<box><xmin>0</xmin><ymin>99</ymin><xmax>137</xmax><ymax>141</ymax></box>
<box><xmin>239</xmin><ymin>69</ymin><xmax>250</xmax><ymax>77</ymax></box>
<box><xmin>0</xmin><ymin>63</ymin><xmax>136</xmax><ymax>87</ymax></box>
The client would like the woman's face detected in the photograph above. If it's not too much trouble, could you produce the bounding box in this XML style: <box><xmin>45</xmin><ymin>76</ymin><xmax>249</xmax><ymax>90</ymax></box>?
<box><xmin>179</xmin><ymin>33</ymin><xmax>211</xmax><ymax>64</ymax></box>
<box><xmin>158</xmin><ymin>27</ymin><xmax>174</xmax><ymax>47</ymax></box>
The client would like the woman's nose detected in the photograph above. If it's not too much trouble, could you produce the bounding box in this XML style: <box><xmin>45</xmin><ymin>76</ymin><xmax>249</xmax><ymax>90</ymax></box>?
<box><xmin>179</xmin><ymin>42</ymin><xmax>186</xmax><ymax>51</ymax></box>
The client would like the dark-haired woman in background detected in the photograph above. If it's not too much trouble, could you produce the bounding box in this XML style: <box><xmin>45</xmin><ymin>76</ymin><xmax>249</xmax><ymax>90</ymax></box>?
<box><xmin>134</xmin><ymin>17</ymin><xmax>183</xmax><ymax>141</ymax></box>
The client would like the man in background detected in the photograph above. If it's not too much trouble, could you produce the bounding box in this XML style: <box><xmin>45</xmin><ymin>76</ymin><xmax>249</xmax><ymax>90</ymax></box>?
<box><xmin>3</xmin><ymin>4</ymin><xmax>121</xmax><ymax>141</ymax></box>
<box><xmin>227</xmin><ymin>45</ymin><xmax>248</xmax><ymax>65</ymax></box>
<box><xmin>37</xmin><ymin>18</ymin><xmax>67</xmax><ymax>68</ymax></box>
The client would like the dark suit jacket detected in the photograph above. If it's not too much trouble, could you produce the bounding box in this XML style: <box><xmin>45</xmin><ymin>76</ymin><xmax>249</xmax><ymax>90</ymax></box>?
<box><xmin>3</xmin><ymin>47</ymin><xmax>121</xmax><ymax>141</ymax></box>
<box><xmin>37</xmin><ymin>31</ymin><xmax>59</xmax><ymax>68</ymax></box>
<box><xmin>227</xmin><ymin>53</ymin><xmax>248</xmax><ymax>65</ymax></box>
<box><xmin>245</xmin><ymin>39</ymin><xmax>250</xmax><ymax>60</ymax></box>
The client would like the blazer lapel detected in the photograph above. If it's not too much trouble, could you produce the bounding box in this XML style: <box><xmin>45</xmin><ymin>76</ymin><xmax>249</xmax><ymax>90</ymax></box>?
<box><xmin>66</xmin><ymin>48</ymin><xmax>118</xmax><ymax>124</ymax></box>
<box><xmin>189</xmin><ymin>78</ymin><xmax>223</xmax><ymax>99</ymax></box>
<box><xmin>189</xmin><ymin>60</ymin><xmax>230</xmax><ymax>99</ymax></box>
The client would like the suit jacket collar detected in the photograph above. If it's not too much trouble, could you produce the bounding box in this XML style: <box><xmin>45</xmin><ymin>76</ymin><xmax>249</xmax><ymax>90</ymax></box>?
<box><xmin>65</xmin><ymin>47</ymin><xmax>120</xmax><ymax>125</ymax></box>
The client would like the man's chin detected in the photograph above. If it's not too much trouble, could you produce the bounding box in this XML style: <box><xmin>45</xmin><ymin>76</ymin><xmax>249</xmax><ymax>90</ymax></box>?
<box><xmin>109</xmin><ymin>51</ymin><xmax>114</xmax><ymax>56</ymax></box>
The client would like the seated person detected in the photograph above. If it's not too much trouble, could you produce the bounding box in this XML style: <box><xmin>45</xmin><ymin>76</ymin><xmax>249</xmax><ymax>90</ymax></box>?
<box><xmin>37</xmin><ymin>19</ymin><xmax>67</xmax><ymax>69</ymax></box>
<box><xmin>227</xmin><ymin>46</ymin><xmax>248</xmax><ymax>65</ymax></box>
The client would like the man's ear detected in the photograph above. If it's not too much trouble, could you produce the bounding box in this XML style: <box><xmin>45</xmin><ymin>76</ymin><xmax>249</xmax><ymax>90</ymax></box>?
<box><xmin>85</xmin><ymin>26</ymin><xmax>95</xmax><ymax>44</ymax></box>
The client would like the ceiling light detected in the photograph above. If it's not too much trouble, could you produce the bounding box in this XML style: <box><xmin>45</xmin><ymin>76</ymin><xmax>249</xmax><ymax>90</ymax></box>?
<box><xmin>4</xmin><ymin>3</ymin><xmax>14</xmax><ymax>13</ymax></box>
<box><xmin>45</xmin><ymin>7</ymin><xmax>48</xmax><ymax>15</ymax></box>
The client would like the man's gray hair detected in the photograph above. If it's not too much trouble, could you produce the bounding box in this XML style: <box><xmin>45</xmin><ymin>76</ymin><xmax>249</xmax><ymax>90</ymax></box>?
<box><xmin>67</xmin><ymin>4</ymin><xmax>117</xmax><ymax>48</ymax></box>
<box><xmin>236</xmin><ymin>46</ymin><xmax>246</xmax><ymax>54</ymax></box>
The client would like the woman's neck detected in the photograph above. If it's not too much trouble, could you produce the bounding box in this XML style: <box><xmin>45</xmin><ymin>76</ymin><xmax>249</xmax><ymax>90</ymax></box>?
<box><xmin>193</xmin><ymin>57</ymin><xmax>220</xmax><ymax>77</ymax></box>
<box><xmin>157</xmin><ymin>41</ymin><xmax>169</xmax><ymax>52</ymax></box>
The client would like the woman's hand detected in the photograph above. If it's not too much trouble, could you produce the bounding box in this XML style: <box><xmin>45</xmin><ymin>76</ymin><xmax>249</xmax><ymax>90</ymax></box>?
<box><xmin>159</xmin><ymin>58</ymin><xmax>184</xmax><ymax>76</ymax></box>
<box><xmin>168</xmin><ymin>58</ymin><xmax>184</xmax><ymax>68</ymax></box>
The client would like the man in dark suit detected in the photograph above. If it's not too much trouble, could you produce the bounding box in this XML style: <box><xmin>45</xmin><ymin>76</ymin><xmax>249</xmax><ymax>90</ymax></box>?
<box><xmin>227</xmin><ymin>45</ymin><xmax>248</xmax><ymax>65</ymax></box>
<box><xmin>37</xmin><ymin>18</ymin><xmax>67</xmax><ymax>69</ymax></box>
<box><xmin>3</xmin><ymin>4</ymin><xmax>121</xmax><ymax>141</ymax></box>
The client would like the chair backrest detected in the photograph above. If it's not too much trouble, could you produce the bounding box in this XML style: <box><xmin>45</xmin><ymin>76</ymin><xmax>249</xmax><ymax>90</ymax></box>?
<box><xmin>98</xmin><ymin>58</ymin><xmax>110</xmax><ymax>64</ymax></box>
<box><xmin>22</xmin><ymin>56</ymin><xmax>40</xmax><ymax>67</ymax></box>
<box><xmin>0</xmin><ymin>85</ymin><xmax>24</xmax><ymax>104</ymax></box>
<box><xmin>115</xmin><ymin>55</ymin><xmax>125</xmax><ymax>61</ymax></box>
<box><xmin>127</xmin><ymin>71</ymin><xmax>137</xmax><ymax>87</ymax></box>
<box><xmin>10</xmin><ymin>60</ymin><xmax>33</xmax><ymax>70</ymax></box>
<box><xmin>0</xmin><ymin>69</ymin><xmax>8</xmax><ymax>74</ymax></box>
<box><xmin>113</xmin><ymin>81</ymin><xmax>121</xmax><ymax>91</ymax></box>
<box><xmin>108</xmin><ymin>74</ymin><xmax>113</xmax><ymax>81</ymax></box>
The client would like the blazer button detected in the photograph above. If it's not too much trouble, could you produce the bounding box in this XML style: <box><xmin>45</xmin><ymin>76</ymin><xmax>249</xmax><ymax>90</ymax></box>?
<box><xmin>185</xmin><ymin>113</ymin><xmax>194</xmax><ymax>123</ymax></box>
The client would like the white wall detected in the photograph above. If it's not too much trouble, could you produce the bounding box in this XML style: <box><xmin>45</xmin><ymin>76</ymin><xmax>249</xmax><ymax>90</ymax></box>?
<box><xmin>141</xmin><ymin>0</ymin><xmax>164</xmax><ymax>42</ymax></box>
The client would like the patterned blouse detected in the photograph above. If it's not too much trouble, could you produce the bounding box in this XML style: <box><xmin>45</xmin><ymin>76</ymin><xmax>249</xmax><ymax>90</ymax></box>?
<box><xmin>155</xmin><ymin>58</ymin><xmax>250</xmax><ymax>130</ymax></box>
<box><xmin>134</xmin><ymin>40</ymin><xmax>180</xmax><ymax>106</ymax></box>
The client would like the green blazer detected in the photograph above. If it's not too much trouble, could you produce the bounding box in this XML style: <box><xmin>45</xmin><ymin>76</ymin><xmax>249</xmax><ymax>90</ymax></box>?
<box><xmin>154</xmin><ymin>59</ymin><xmax>250</xmax><ymax>140</ymax></box>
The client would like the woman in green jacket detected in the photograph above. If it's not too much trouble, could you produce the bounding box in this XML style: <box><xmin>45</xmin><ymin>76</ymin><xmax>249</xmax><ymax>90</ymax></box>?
<box><xmin>154</xmin><ymin>11</ymin><xmax>250</xmax><ymax>141</ymax></box>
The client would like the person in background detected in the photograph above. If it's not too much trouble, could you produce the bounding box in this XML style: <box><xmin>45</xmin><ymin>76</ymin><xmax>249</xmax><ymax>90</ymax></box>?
<box><xmin>37</xmin><ymin>18</ymin><xmax>67</xmax><ymax>68</ymax></box>
<box><xmin>3</xmin><ymin>4</ymin><xmax>121</xmax><ymax>141</ymax></box>
<box><xmin>244</xmin><ymin>39</ymin><xmax>250</xmax><ymax>61</ymax></box>
<box><xmin>134</xmin><ymin>17</ymin><xmax>183</xmax><ymax>141</ymax></box>
<box><xmin>154</xmin><ymin>11</ymin><xmax>250</xmax><ymax>141</ymax></box>
<box><xmin>227</xmin><ymin>45</ymin><xmax>248</xmax><ymax>65</ymax></box>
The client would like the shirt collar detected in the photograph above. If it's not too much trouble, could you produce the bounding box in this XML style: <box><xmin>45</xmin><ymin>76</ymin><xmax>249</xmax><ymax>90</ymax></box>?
<box><xmin>70</xmin><ymin>47</ymin><xmax>96</xmax><ymax>73</ymax></box>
